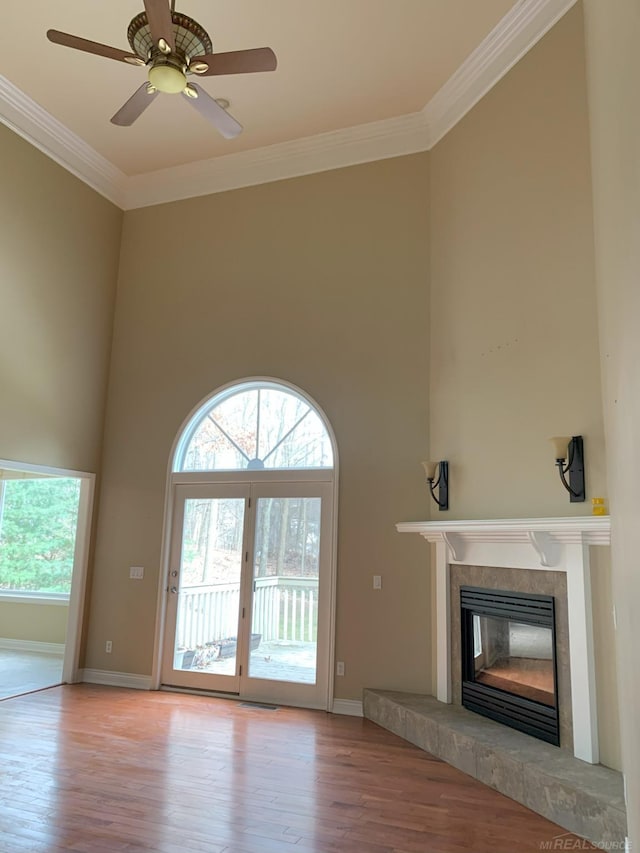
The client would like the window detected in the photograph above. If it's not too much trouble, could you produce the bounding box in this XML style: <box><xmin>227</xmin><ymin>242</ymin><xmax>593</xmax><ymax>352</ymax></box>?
<box><xmin>174</xmin><ymin>381</ymin><xmax>334</xmax><ymax>472</ymax></box>
<box><xmin>0</xmin><ymin>476</ymin><xmax>81</xmax><ymax>595</ymax></box>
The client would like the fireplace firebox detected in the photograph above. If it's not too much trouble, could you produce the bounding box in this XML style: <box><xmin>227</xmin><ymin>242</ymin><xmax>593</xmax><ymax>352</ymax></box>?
<box><xmin>460</xmin><ymin>586</ymin><xmax>559</xmax><ymax>746</ymax></box>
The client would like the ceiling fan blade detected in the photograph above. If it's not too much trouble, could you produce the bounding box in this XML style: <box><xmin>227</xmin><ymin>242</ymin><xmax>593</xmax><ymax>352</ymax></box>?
<box><xmin>111</xmin><ymin>83</ymin><xmax>159</xmax><ymax>126</ymax></box>
<box><xmin>47</xmin><ymin>29</ymin><xmax>141</xmax><ymax>64</ymax></box>
<box><xmin>190</xmin><ymin>47</ymin><xmax>277</xmax><ymax>76</ymax></box>
<box><xmin>182</xmin><ymin>84</ymin><xmax>243</xmax><ymax>139</ymax></box>
<box><xmin>143</xmin><ymin>0</ymin><xmax>176</xmax><ymax>54</ymax></box>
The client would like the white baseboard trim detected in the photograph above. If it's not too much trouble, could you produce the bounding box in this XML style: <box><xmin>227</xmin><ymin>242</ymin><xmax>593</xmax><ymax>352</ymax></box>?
<box><xmin>80</xmin><ymin>669</ymin><xmax>152</xmax><ymax>690</ymax></box>
<box><xmin>332</xmin><ymin>699</ymin><xmax>363</xmax><ymax>717</ymax></box>
<box><xmin>0</xmin><ymin>637</ymin><xmax>64</xmax><ymax>656</ymax></box>
<box><xmin>78</xmin><ymin>679</ymin><xmax>363</xmax><ymax>714</ymax></box>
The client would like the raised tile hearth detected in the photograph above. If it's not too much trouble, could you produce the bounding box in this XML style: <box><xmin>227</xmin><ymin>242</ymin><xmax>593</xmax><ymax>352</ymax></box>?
<box><xmin>363</xmin><ymin>689</ymin><xmax>626</xmax><ymax>846</ymax></box>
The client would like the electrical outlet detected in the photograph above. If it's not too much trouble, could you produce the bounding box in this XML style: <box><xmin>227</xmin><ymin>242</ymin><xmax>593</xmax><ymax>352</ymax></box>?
<box><xmin>105</xmin><ymin>640</ymin><xmax>112</xmax><ymax>653</ymax></box>
<box><xmin>336</xmin><ymin>661</ymin><xmax>345</xmax><ymax>676</ymax></box>
<box><xmin>373</xmin><ymin>575</ymin><xmax>382</xmax><ymax>590</ymax></box>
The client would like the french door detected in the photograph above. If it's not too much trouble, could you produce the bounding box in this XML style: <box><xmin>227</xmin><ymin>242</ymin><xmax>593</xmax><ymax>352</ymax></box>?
<box><xmin>160</xmin><ymin>478</ymin><xmax>333</xmax><ymax>709</ymax></box>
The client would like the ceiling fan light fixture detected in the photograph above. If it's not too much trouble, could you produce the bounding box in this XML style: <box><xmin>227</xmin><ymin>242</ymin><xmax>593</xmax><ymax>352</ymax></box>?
<box><xmin>184</xmin><ymin>83</ymin><xmax>198</xmax><ymax>99</ymax></box>
<box><xmin>148</xmin><ymin>63</ymin><xmax>186</xmax><ymax>94</ymax></box>
<box><xmin>190</xmin><ymin>61</ymin><xmax>209</xmax><ymax>74</ymax></box>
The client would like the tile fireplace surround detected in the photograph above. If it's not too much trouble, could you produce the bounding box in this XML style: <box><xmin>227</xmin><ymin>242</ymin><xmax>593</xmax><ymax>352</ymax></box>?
<box><xmin>367</xmin><ymin>516</ymin><xmax>628</xmax><ymax>845</ymax></box>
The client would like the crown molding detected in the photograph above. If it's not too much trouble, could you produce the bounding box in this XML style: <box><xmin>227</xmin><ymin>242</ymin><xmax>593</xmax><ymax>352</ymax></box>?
<box><xmin>123</xmin><ymin>111</ymin><xmax>430</xmax><ymax>209</ymax></box>
<box><xmin>0</xmin><ymin>75</ymin><xmax>126</xmax><ymax>208</ymax></box>
<box><xmin>423</xmin><ymin>0</ymin><xmax>578</xmax><ymax>148</ymax></box>
<box><xmin>0</xmin><ymin>0</ymin><xmax>577</xmax><ymax>210</ymax></box>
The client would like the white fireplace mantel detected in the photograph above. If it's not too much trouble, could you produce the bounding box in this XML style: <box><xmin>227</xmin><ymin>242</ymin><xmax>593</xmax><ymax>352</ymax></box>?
<box><xmin>397</xmin><ymin>516</ymin><xmax>611</xmax><ymax>764</ymax></box>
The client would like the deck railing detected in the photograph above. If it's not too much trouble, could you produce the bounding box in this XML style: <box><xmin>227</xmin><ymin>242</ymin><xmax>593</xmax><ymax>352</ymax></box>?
<box><xmin>176</xmin><ymin>577</ymin><xmax>318</xmax><ymax>649</ymax></box>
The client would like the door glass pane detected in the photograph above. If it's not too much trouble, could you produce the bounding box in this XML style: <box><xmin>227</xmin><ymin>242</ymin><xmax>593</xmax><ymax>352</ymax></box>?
<box><xmin>173</xmin><ymin>498</ymin><xmax>244</xmax><ymax>675</ymax></box>
<box><xmin>248</xmin><ymin>497</ymin><xmax>321</xmax><ymax>683</ymax></box>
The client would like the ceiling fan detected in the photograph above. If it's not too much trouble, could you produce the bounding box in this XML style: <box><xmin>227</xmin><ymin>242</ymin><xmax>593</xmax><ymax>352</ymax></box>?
<box><xmin>47</xmin><ymin>0</ymin><xmax>277</xmax><ymax>139</ymax></box>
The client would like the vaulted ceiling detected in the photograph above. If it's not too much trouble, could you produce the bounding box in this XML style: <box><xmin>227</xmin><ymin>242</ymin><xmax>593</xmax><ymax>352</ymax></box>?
<box><xmin>0</xmin><ymin>0</ymin><xmax>575</xmax><ymax>207</ymax></box>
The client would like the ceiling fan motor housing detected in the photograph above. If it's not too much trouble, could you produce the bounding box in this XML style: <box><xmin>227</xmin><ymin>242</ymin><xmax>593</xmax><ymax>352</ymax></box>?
<box><xmin>127</xmin><ymin>10</ymin><xmax>213</xmax><ymax>66</ymax></box>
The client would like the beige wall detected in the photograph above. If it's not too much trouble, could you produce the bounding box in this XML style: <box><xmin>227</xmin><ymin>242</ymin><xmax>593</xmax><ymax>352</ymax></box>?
<box><xmin>0</xmin><ymin>601</ymin><xmax>68</xmax><ymax>644</ymax></box>
<box><xmin>86</xmin><ymin>156</ymin><xmax>432</xmax><ymax>698</ymax></box>
<box><xmin>427</xmin><ymin>6</ymin><xmax>620</xmax><ymax>770</ymax></box>
<box><xmin>429</xmin><ymin>6</ymin><xmax>605</xmax><ymax>520</ymax></box>
<box><xmin>583</xmin><ymin>0</ymin><xmax>640</xmax><ymax>839</ymax></box>
<box><xmin>0</xmin><ymin>123</ymin><xmax>121</xmax><ymax>668</ymax></box>
<box><xmin>0</xmin><ymin>123</ymin><xmax>122</xmax><ymax>474</ymax></box>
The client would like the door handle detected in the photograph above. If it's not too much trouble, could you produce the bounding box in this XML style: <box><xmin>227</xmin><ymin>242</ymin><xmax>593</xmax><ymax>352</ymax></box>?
<box><xmin>170</xmin><ymin>586</ymin><xmax>178</xmax><ymax>594</ymax></box>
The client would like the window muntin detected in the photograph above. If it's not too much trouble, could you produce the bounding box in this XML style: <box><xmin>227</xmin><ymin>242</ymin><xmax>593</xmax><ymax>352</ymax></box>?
<box><xmin>175</xmin><ymin>383</ymin><xmax>334</xmax><ymax>472</ymax></box>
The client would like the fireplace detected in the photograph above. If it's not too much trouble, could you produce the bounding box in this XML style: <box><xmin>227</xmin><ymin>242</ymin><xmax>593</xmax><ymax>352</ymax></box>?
<box><xmin>396</xmin><ymin>516</ymin><xmax>611</xmax><ymax>763</ymax></box>
<box><xmin>460</xmin><ymin>586</ymin><xmax>559</xmax><ymax>745</ymax></box>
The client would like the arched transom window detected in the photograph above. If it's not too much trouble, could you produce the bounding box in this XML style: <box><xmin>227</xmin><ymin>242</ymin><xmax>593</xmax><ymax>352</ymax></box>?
<box><xmin>174</xmin><ymin>381</ymin><xmax>334</xmax><ymax>472</ymax></box>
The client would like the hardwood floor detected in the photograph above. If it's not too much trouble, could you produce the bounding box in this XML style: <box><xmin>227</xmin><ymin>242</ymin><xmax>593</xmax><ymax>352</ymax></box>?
<box><xmin>0</xmin><ymin>685</ymin><xmax>594</xmax><ymax>853</ymax></box>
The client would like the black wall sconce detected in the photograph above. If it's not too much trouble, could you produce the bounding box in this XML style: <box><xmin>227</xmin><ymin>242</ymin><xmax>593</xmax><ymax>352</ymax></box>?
<box><xmin>550</xmin><ymin>436</ymin><xmax>585</xmax><ymax>502</ymax></box>
<box><xmin>422</xmin><ymin>460</ymin><xmax>449</xmax><ymax>511</ymax></box>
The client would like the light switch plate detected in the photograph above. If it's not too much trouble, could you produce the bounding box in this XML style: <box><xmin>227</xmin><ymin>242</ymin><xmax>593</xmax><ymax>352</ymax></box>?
<box><xmin>129</xmin><ymin>566</ymin><xmax>144</xmax><ymax>580</ymax></box>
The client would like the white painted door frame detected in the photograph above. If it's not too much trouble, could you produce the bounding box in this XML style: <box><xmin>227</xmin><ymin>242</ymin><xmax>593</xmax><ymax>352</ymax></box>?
<box><xmin>154</xmin><ymin>470</ymin><xmax>337</xmax><ymax>709</ymax></box>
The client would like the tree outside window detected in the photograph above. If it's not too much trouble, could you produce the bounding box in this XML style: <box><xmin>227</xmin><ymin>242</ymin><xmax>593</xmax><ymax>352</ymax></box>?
<box><xmin>0</xmin><ymin>477</ymin><xmax>81</xmax><ymax>595</ymax></box>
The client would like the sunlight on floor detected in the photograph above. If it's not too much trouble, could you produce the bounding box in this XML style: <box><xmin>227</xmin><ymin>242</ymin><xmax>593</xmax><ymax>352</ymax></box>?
<box><xmin>0</xmin><ymin>649</ymin><xmax>64</xmax><ymax>700</ymax></box>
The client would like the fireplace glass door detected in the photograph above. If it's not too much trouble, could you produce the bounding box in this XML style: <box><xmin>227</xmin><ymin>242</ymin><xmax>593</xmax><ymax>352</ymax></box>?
<box><xmin>472</xmin><ymin>615</ymin><xmax>555</xmax><ymax>707</ymax></box>
<box><xmin>461</xmin><ymin>586</ymin><xmax>559</xmax><ymax>745</ymax></box>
